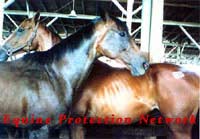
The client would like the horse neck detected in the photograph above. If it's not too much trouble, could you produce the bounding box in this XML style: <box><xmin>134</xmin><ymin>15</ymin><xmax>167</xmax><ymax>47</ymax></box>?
<box><xmin>33</xmin><ymin>24</ymin><xmax>61</xmax><ymax>51</ymax></box>
<box><xmin>52</xmin><ymin>33</ymin><xmax>99</xmax><ymax>89</ymax></box>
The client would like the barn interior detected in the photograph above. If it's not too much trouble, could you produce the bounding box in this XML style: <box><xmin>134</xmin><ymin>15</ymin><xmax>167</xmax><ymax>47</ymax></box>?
<box><xmin>0</xmin><ymin>0</ymin><xmax>199</xmax><ymax>139</ymax></box>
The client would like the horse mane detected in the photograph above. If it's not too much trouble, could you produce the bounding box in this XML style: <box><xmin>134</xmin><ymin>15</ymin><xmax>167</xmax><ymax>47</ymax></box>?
<box><xmin>22</xmin><ymin>22</ymin><xmax>95</xmax><ymax>65</ymax></box>
<box><xmin>110</xmin><ymin>16</ymin><xmax>129</xmax><ymax>33</ymax></box>
<box><xmin>22</xmin><ymin>16</ymin><xmax>128</xmax><ymax>65</ymax></box>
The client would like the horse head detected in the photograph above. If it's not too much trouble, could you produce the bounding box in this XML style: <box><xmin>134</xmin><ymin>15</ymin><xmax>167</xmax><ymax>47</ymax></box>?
<box><xmin>0</xmin><ymin>12</ymin><xmax>40</xmax><ymax>60</ymax></box>
<box><xmin>94</xmin><ymin>11</ymin><xmax>149</xmax><ymax>76</ymax></box>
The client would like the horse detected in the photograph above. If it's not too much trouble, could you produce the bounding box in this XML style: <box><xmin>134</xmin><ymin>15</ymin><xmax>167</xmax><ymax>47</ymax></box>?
<box><xmin>71</xmin><ymin>60</ymin><xmax>199</xmax><ymax>139</ymax></box>
<box><xmin>0</xmin><ymin>12</ymin><xmax>61</xmax><ymax>61</ymax></box>
<box><xmin>0</xmin><ymin>11</ymin><xmax>149</xmax><ymax>139</ymax></box>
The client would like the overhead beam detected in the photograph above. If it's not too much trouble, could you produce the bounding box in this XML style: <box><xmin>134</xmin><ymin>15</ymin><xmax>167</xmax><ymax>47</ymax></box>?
<box><xmin>3</xmin><ymin>0</ymin><xmax>15</xmax><ymax>9</ymax></box>
<box><xmin>4</xmin><ymin>10</ymin><xmax>200</xmax><ymax>28</ymax></box>
<box><xmin>88</xmin><ymin>0</ymin><xmax>199</xmax><ymax>8</ymax></box>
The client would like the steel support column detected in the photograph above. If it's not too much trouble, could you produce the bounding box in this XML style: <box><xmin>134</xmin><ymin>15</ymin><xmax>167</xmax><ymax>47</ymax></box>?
<box><xmin>0</xmin><ymin>0</ymin><xmax>5</xmax><ymax>44</ymax></box>
<box><xmin>149</xmin><ymin>0</ymin><xmax>164</xmax><ymax>62</ymax></box>
<box><xmin>140</xmin><ymin>0</ymin><xmax>151</xmax><ymax>54</ymax></box>
<box><xmin>141</xmin><ymin>0</ymin><xmax>164</xmax><ymax>62</ymax></box>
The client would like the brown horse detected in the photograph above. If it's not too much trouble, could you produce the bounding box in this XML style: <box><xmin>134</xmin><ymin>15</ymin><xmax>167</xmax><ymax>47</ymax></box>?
<box><xmin>71</xmin><ymin>61</ymin><xmax>199</xmax><ymax>139</ymax></box>
<box><xmin>0</xmin><ymin>12</ymin><xmax>61</xmax><ymax>61</ymax></box>
<box><xmin>0</xmin><ymin>11</ymin><xmax>149</xmax><ymax>139</ymax></box>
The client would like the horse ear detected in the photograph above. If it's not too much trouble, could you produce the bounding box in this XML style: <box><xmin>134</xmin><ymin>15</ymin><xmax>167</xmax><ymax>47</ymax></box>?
<box><xmin>99</xmin><ymin>7</ymin><xmax>110</xmax><ymax>22</ymax></box>
<box><xmin>32</xmin><ymin>11</ymin><xmax>40</xmax><ymax>24</ymax></box>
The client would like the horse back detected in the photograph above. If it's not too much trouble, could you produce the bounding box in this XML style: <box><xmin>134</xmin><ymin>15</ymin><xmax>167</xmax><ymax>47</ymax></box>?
<box><xmin>149</xmin><ymin>63</ymin><xmax>199</xmax><ymax>117</ymax></box>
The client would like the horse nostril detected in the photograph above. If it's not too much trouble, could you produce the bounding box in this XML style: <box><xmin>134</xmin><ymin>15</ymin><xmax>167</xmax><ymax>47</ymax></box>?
<box><xmin>143</xmin><ymin>62</ymin><xmax>149</xmax><ymax>70</ymax></box>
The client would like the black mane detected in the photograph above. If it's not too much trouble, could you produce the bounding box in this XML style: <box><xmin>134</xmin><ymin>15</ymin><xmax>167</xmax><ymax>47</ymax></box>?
<box><xmin>22</xmin><ymin>15</ymin><xmax>127</xmax><ymax>65</ymax></box>
<box><xmin>22</xmin><ymin>22</ymin><xmax>95</xmax><ymax>64</ymax></box>
<box><xmin>110</xmin><ymin>16</ymin><xmax>129</xmax><ymax>34</ymax></box>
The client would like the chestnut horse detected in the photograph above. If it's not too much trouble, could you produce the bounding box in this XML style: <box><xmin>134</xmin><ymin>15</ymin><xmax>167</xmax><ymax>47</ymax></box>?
<box><xmin>0</xmin><ymin>12</ymin><xmax>149</xmax><ymax>139</ymax></box>
<box><xmin>0</xmin><ymin>12</ymin><xmax>61</xmax><ymax>61</ymax></box>
<box><xmin>71</xmin><ymin>61</ymin><xmax>199</xmax><ymax>139</ymax></box>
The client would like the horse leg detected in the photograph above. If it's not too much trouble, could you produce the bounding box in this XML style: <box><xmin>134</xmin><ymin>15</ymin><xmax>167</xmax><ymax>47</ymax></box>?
<box><xmin>28</xmin><ymin>125</ymin><xmax>49</xmax><ymax>139</ymax></box>
<box><xmin>70</xmin><ymin>124</ymin><xmax>85</xmax><ymax>139</ymax></box>
<box><xmin>167</xmin><ymin>124</ymin><xmax>192</xmax><ymax>139</ymax></box>
<box><xmin>6</xmin><ymin>127</ymin><xmax>19</xmax><ymax>139</ymax></box>
<box><xmin>59</xmin><ymin>125</ymin><xmax>70</xmax><ymax>139</ymax></box>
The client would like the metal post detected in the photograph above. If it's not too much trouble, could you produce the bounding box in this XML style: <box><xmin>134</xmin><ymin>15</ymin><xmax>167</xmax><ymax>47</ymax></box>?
<box><xmin>126</xmin><ymin>0</ymin><xmax>134</xmax><ymax>34</ymax></box>
<box><xmin>140</xmin><ymin>0</ymin><xmax>152</xmax><ymax>55</ymax></box>
<box><xmin>0</xmin><ymin>0</ymin><xmax>5</xmax><ymax>45</ymax></box>
<box><xmin>149</xmin><ymin>0</ymin><xmax>164</xmax><ymax>62</ymax></box>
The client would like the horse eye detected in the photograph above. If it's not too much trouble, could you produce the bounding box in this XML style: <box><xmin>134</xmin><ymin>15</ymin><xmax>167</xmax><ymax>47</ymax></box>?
<box><xmin>18</xmin><ymin>28</ymin><xmax>25</xmax><ymax>32</ymax></box>
<box><xmin>119</xmin><ymin>31</ymin><xmax>126</xmax><ymax>37</ymax></box>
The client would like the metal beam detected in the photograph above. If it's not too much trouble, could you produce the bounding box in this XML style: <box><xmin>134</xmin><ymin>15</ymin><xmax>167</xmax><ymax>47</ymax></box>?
<box><xmin>46</xmin><ymin>17</ymin><xmax>58</xmax><ymax>27</ymax></box>
<box><xmin>3</xmin><ymin>0</ymin><xmax>15</xmax><ymax>9</ymax></box>
<box><xmin>4</xmin><ymin>10</ymin><xmax>200</xmax><ymax>28</ymax></box>
<box><xmin>89</xmin><ymin>0</ymin><xmax>199</xmax><ymax>8</ymax></box>
<box><xmin>132</xmin><ymin>5</ymin><xmax>142</xmax><ymax>16</ymax></box>
<box><xmin>179</xmin><ymin>26</ymin><xmax>200</xmax><ymax>49</ymax></box>
<box><xmin>112</xmin><ymin>0</ymin><xmax>127</xmax><ymax>15</ymax></box>
<box><xmin>131</xmin><ymin>26</ymin><xmax>141</xmax><ymax>36</ymax></box>
<box><xmin>5</xmin><ymin>13</ymin><xmax>18</xmax><ymax>28</ymax></box>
